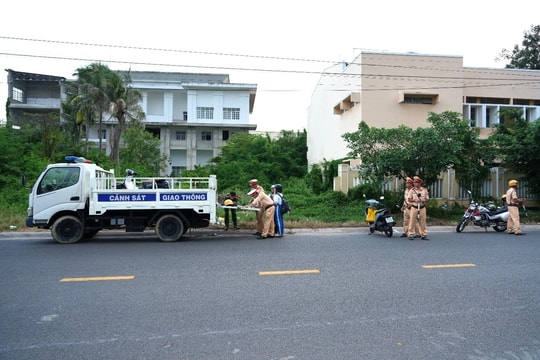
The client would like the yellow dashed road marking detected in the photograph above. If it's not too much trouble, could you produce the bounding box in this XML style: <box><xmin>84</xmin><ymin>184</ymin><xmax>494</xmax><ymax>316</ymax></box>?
<box><xmin>60</xmin><ymin>276</ymin><xmax>135</xmax><ymax>282</ymax></box>
<box><xmin>422</xmin><ymin>264</ymin><xmax>476</xmax><ymax>269</ymax></box>
<box><xmin>259</xmin><ymin>269</ymin><xmax>320</xmax><ymax>276</ymax></box>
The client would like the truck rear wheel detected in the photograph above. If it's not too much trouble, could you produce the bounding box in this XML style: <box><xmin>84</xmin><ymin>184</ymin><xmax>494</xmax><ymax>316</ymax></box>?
<box><xmin>156</xmin><ymin>214</ymin><xmax>184</xmax><ymax>242</ymax></box>
<box><xmin>51</xmin><ymin>215</ymin><xmax>84</xmax><ymax>244</ymax></box>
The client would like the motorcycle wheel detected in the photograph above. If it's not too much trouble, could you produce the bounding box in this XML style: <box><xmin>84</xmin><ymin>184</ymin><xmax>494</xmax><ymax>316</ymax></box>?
<box><xmin>492</xmin><ymin>223</ymin><xmax>507</xmax><ymax>232</ymax></box>
<box><xmin>456</xmin><ymin>218</ymin><xmax>469</xmax><ymax>233</ymax></box>
<box><xmin>384</xmin><ymin>227</ymin><xmax>393</xmax><ymax>237</ymax></box>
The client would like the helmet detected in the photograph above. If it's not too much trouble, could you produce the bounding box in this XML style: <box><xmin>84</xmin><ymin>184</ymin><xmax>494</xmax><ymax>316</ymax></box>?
<box><xmin>413</xmin><ymin>176</ymin><xmax>422</xmax><ymax>183</ymax></box>
<box><xmin>224</xmin><ymin>199</ymin><xmax>234</xmax><ymax>206</ymax></box>
<box><xmin>406</xmin><ymin>177</ymin><xmax>413</xmax><ymax>184</ymax></box>
<box><xmin>508</xmin><ymin>179</ymin><xmax>518</xmax><ymax>187</ymax></box>
<box><xmin>274</xmin><ymin>184</ymin><xmax>283</xmax><ymax>193</ymax></box>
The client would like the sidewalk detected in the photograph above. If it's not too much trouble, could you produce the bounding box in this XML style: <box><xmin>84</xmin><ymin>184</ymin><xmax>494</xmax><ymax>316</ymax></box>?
<box><xmin>1</xmin><ymin>224</ymin><xmax>538</xmax><ymax>239</ymax></box>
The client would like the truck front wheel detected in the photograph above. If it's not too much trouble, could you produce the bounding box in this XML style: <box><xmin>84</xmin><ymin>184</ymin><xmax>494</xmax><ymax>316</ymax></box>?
<box><xmin>156</xmin><ymin>214</ymin><xmax>184</xmax><ymax>242</ymax></box>
<box><xmin>51</xmin><ymin>215</ymin><xmax>84</xmax><ymax>244</ymax></box>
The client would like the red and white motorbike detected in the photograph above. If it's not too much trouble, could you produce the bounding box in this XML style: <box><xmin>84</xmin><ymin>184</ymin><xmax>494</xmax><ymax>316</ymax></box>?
<box><xmin>456</xmin><ymin>190</ymin><xmax>508</xmax><ymax>233</ymax></box>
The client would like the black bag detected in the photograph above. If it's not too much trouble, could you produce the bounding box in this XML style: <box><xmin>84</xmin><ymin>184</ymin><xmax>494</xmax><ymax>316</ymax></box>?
<box><xmin>281</xmin><ymin>196</ymin><xmax>291</xmax><ymax>214</ymax></box>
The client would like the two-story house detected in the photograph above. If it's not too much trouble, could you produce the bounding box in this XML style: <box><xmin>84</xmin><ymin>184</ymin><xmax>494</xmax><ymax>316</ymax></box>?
<box><xmin>307</xmin><ymin>51</ymin><xmax>540</xmax><ymax>201</ymax></box>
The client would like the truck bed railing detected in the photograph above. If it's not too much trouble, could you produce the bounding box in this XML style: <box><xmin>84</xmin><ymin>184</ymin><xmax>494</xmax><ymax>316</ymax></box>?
<box><xmin>112</xmin><ymin>176</ymin><xmax>216</xmax><ymax>190</ymax></box>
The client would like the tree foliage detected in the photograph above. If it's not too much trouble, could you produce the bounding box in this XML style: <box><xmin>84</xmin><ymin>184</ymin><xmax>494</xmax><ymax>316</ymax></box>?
<box><xmin>499</xmin><ymin>24</ymin><xmax>540</xmax><ymax>69</ymax></box>
<box><xmin>63</xmin><ymin>64</ymin><xmax>144</xmax><ymax>166</ymax></box>
<box><xmin>209</xmin><ymin>130</ymin><xmax>307</xmax><ymax>192</ymax></box>
<box><xmin>342</xmin><ymin>111</ymin><xmax>496</xmax><ymax>192</ymax></box>
<box><xmin>120</xmin><ymin>125</ymin><xmax>168</xmax><ymax>176</ymax></box>
<box><xmin>490</xmin><ymin>109</ymin><xmax>540</xmax><ymax>196</ymax></box>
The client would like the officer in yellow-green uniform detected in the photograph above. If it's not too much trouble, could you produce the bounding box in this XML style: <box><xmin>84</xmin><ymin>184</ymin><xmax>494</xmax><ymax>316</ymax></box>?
<box><xmin>505</xmin><ymin>179</ymin><xmax>525</xmax><ymax>236</ymax></box>
<box><xmin>401</xmin><ymin>177</ymin><xmax>420</xmax><ymax>238</ymax></box>
<box><xmin>407</xmin><ymin>176</ymin><xmax>429</xmax><ymax>240</ymax></box>
<box><xmin>248</xmin><ymin>179</ymin><xmax>265</xmax><ymax>235</ymax></box>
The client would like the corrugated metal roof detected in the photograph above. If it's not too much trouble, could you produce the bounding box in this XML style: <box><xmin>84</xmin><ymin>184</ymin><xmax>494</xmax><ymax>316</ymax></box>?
<box><xmin>6</xmin><ymin>69</ymin><xmax>65</xmax><ymax>82</ymax></box>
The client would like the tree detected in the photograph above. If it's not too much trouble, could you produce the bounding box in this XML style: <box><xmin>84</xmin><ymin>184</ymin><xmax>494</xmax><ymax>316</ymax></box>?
<box><xmin>342</xmin><ymin>111</ymin><xmax>495</xmax><ymax>192</ymax></box>
<box><xmin>342</xmin><ymin>121</ymin><xmax>415</xmax><ymax>184</ymax></box>
<box><xmin>209</xmin><ymin>131</ymin><xmax>308</xmax><ymax>191</ymax></box>
<box><xmin>120</xmin><ymin>125</ymin><xmax>168</xmax><ymax>175</ymax></box>
<box><xmin>63</xmin><ymin>64</ymin><xmax>144</xmax><ymax>167</ymax></box>
<box><xmin>107</xmin><ymin>71</ymin><xmax>144</xmax><ymax>167</ymax></box>
<box><xmin>498</xmin><ymin>24</ymin><xmax>540</xmax><ymax>69</ymax></box>
<box><xmin>490</xmin><ymin>109</ymin><xmax>540</xmax><ymax>196</ymax></box>
<box><xmin>425</xmin><ymin>112</ymin><xmax>496</xmax><ymax>196</ymax></box>
<box><xmin>72</xmin><ymin>63</ymin><xmax>116</xmax><ymax>153</ymax></box>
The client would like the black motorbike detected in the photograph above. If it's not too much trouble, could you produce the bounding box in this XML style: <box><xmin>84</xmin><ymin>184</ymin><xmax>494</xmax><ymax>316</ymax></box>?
<box><xmin>365</xmin><ymin>197</ymin><xmax>396</xmax><ymax>237</ymax></box>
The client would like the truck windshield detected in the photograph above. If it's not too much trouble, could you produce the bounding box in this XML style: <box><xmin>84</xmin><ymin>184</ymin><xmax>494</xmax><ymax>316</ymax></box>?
<box><xmin>37</xmin><ymin>167</ymin><xmax>80</xmax><ymax>195</ymax></box>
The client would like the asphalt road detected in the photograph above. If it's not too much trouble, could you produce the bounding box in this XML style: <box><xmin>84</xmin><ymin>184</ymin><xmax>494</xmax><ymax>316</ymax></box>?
<box><xmin>1</xmin><ymin>226</ymin><xmax>539</xmax><ymax>360</ymax></box>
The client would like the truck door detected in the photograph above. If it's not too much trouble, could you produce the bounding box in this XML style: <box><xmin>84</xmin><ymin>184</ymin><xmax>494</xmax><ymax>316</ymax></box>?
<box><xmin>33</xmin><ymin>166</ymin><xmax>83</xmax><ymax>221</ymax></box>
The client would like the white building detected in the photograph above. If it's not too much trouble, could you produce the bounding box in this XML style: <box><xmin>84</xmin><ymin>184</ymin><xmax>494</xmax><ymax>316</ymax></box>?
<box><xmin>6</xmin><ymin>69</ymin><xmax>257</xmax><ymax>175</ymax></box>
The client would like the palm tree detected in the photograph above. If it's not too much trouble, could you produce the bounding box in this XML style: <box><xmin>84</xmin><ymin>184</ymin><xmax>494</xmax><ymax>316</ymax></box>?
<box><xmin>62</xmin><ymin>64</ymin><xmax>144</xmax><ymax>166</ymax></box>
<box><xmin>62</xmin><ymin>80</ymin><xmax>99</xmax><ymax>152</ymax></box>
<box><xmin>72</xmin><ymin>63</ymin><xmax>116</xmax><ymax>153</ymax></box>
<box><xmin>106</xmin><ymin>70</ymin><xmax>145</xmax><ymax>167</ymax></box>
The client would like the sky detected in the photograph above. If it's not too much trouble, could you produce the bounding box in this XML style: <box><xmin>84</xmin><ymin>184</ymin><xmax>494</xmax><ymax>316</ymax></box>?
<box><xmin>1</xmin><ymin>0</ymin><xmax>539</xmax><ymax>131</ymax></box>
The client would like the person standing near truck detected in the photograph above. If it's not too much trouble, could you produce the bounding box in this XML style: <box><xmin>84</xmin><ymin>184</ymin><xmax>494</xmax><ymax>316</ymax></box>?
<box><xmin>248</xmin><ymin>187</ymin><xmax>275</xmax><ymax>239</ymax></box>
<box><xmin>270</xmin><ymin>184</ymin><xmax>285</xmax><ymax>237</ymax></box>
<box><xmin>248</xmin><ymin>179</ymin><xmax>265</xmax><ymax>235</ymax></box>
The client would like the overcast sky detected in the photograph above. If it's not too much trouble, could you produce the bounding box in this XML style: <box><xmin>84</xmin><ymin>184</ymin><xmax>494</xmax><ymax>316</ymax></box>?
<box><xmin>1</xmin><ymin>0</ymin><xmax>539</xmax><ymax>131</ymax></box>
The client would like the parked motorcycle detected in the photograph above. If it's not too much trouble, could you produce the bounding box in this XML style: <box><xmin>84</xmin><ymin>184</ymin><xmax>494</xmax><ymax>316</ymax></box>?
<box><xmin>456</xmin><ymin>190</ymin><xmax>508</xmax><ymax>233</ymax></box>
<box><xmin>365</xmin><ymin>197</ymin><xmax>396</xmax><ymax>237</ymax></box>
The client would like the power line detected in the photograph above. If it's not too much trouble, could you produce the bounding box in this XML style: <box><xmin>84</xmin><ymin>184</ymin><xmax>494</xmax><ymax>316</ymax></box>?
<box><xmin>2</xmin><ymin>51</ymin><xmax>537</xmax><ymax>85</ymax></box>
<box><xmin>0</xmin><ymin>36</ymin><xmax>335</xmax><ymax>65</ymax></box>
<box><xmin>2</xmin><ymin>35</ymin><xmax>534</xmax><ymax>80</ymax></box>
<box><xmin>2</xmin><ymin>36</ymin><xmax>539</xmax><ymax>93</ymax></box>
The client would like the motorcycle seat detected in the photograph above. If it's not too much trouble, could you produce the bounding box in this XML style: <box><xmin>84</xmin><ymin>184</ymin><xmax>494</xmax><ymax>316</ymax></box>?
<box><xmin>489</xmin><ymin>207</ymin><xmax>508</xmax><ymax>215</ymax></box>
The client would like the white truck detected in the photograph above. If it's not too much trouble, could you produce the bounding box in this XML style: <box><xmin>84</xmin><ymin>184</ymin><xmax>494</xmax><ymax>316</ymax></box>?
<box><xmin>25</xmin><ymin>157</ymin><xmax>217</xmax><ymax>243</ymax></box>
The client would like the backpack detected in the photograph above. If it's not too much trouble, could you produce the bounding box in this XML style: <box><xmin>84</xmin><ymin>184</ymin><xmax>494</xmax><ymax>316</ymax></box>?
<box><xmin>281</xmin><ymin>195</ymin><xmax>291</xmax><ymax>214</ymax></box>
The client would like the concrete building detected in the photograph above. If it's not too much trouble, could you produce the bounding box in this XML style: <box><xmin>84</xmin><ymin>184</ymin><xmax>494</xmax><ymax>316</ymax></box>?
<box><xmin>307</xmin><ymin>52</ymin><xmax>540</xmax><ymax>201</ymax></box>
<box><xmin>5</xmin><ymin>69</ymin><xmax>66</xmax><ymax>124</ymax></box>
<box><xmin>5</xmin><ymin>69</ymin><xmax>257</xmax><ymax>175</ymax></box>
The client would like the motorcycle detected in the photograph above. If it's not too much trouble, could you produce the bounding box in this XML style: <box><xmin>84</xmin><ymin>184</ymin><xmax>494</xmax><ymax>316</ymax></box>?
<box><xmin>116</xmin><ymin>169</ymin><xmax>138</xmax><ymax>189</ymax></box>
<box><xmin>456</xmin><ymin>190</ymin><xmax>508</xmax><ymax>233</ymax></box>
<box><xmin>365</xmin><ymin>197</ymin><xmax>396</xmax><ymax>237</ymax></box>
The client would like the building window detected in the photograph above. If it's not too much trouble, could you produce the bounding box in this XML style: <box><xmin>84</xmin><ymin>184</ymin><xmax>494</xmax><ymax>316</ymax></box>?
<box><xmin>98</xmin><ymin>129</ymin><xmax>107</xmax><ymax>140</ymax></box>
<box><xmin>223</xmin><ymin>107</ymin><xmax>240</xmax><ymax>120</ymax></box>
<box><xmin>183</xmin><ymin>111</ymin><xmax>188</xmax><ymax>120</ymax></box>
<box><xmin>470</xmin><ymin>107</ymin><xmax>477</xmax><ymax>127</ymax></box>
<box><xmin>196</xmin><ymin>107</ymin><xmax>214</xmax><ymax>119</ymax></box>
<box><xmin>175</xmin><ymin>131</ymin><xmax>186</xmax><ymax>141</ymax></box>
<box><xmin>146</xmin><ymin>128</ymin><xmax>160</xmax><ymax>139</ymax></box>
<box><xmin>201</xmin><ymin>131</ymin><xmax>212</xmax><ymax>141</ymax></box>
<box><xmin>223</xmin><ymin>130</ymin><xmax>230</xmax><ymax>141</ymax></box>
<box><xmin>403</xmin><ymin>95</ymin><xmax>435</xmax><ymax>104</ymax></box>
<box><xmin>12</xmin><ymin>87</ymin><xmax>24</xmax><ymax>102</ymax></box>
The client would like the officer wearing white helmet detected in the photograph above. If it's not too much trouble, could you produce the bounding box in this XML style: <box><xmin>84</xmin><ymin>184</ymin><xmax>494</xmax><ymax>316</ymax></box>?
<box><xmin>505</xmin><ymin>179</ymin><xmax>525</xmax><ymax>235</ymax></box>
